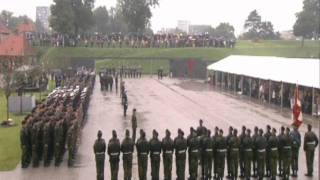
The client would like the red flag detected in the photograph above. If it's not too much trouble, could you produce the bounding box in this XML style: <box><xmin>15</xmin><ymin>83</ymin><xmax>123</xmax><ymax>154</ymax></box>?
<box><xmin>292</xmin><ymin>85</ymin><xmax>303</xmax><ymax>128</ymax></box>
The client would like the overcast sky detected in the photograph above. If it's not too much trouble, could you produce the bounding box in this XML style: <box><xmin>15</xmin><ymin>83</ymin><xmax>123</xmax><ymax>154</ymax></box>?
<box><xmin>0</xmin><ymin>0</ymin><xmax>304</xmax><ymax>35</ymax></box>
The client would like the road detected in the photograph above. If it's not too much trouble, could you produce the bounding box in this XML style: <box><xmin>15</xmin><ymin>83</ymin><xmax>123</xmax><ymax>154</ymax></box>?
<box><xmin>0</xmin><ymin>76</ymin><xmax>318</xmax><ymax>180</ymax></box>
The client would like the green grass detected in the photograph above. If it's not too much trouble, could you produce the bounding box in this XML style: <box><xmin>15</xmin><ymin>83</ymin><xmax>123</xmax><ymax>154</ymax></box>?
<box><xmin>0</xmin><ymin>80</ymin><xmax>55</xmax><ymax>171</ymax></box>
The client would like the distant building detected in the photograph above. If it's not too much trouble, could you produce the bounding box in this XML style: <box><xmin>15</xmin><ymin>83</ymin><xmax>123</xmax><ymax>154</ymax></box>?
<box><xmin>177</xmin><ymin>20</ymin><xmax>190</xmax><ymax>34</ymax></box>
<box><xmin>36</xmin><ymin>6</ymin><xmax>51</xmax><ymax>31</ymax></box>
<box><xmin>280</xmin><ymin>30</ymin><xmax>296</xmax><ymax>40</ymax></box>
<box><xmin>189</xmin><ymin>25</ymin><xmax>212</xmax><ymax>35</ymax></box>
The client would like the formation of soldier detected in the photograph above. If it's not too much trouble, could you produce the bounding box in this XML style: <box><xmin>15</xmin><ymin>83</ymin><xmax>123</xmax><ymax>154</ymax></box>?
<box><xmin>94</xmin><ymin>120</ymin><xmax>318</xmax><ymax>180</ymax></box>
<box><xmin>20</xmin><ymin>73</ymin><xmax>95</xmax><ymax>168</ymax></box>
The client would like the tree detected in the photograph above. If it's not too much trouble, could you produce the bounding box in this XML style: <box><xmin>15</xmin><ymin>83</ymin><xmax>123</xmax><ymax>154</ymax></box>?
<box><xmin>242</xmin><ymin>10</ymin><xmax>279</xmax><ymax>40</ymax></box>
<box><xmin>0</xmin><ymin>10</ymin><xmax>33</xmax><ymax>31</ymax></box>
<box><xmin>50</xmin><ymin>0</ymin><xmax>75</xmax><ymax>35</ymax></box>
<box><xmin>92</xmin><ymin>6</ymin><xmax>109</xmax><ymax>33</ymax></box>
<box><xmin>214</xmin><ymin>23</ymin><xmax>235</xmax><ymax>39</ymax></box>
<box><xmin>118</xmin><ymin>0</ymin><xmax>159</xmax><ymax>33</ymax></box>
<box><xmin>293</xmin><ymin>0</ymin><xmax>320</xmax><ymax>46</ymax></box>
<box><xmin>72</xmin><ymin>0</ymin><xmax>95</xmax><ymax>34</ymax></box>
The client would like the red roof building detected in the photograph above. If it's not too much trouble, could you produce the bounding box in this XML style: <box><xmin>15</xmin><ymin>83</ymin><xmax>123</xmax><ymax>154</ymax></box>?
<box><xmin>17</xmin><ymin>22</ymin><xmax>36</xmax><ymax>34</ymax></box>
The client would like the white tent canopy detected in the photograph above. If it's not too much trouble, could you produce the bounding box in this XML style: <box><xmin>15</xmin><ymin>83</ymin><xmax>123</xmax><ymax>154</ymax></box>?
<box><xmin>207</xmin><ymin>55</ymin><xmax>320</xmax><ymax>89</ymax></box>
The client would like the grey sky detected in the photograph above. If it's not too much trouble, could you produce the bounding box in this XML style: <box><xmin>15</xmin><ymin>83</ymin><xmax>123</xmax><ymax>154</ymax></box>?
<box><xmin>0</xmin><ymin>0</ymin><xmax>303</xmax><ymax>35</ymax></box>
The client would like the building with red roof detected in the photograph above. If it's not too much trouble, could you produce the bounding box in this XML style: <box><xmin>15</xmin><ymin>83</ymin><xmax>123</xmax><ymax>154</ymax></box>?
<box><xmin>0</xmin><ymin>23</ymin><xmax>11</xmax><ymax>43</ymax></box>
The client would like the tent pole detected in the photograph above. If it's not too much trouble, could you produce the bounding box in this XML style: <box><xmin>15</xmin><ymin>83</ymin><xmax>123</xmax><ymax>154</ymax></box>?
<box><xmin>234</xmin><ymin>74</ymin><xmax>236</xmax><ymax>95</ymax></box>
<box><xmin>249</xmin><ymin>77</ymin><xmax>252</xmax><ymax>101</ymax></box>
<box><xmin>215</xmin><ymin>71</ymin><xmax>218</xmax><ymax>89</ymax></box>
<box><xmin>312</xmin><ymin>87</ymin><xmax>315</xmax><ymax>118</ymax></box>
<box><xmin>258</xmin><ymin>79</ymin><xmax>261</xmax><ymax>103</ymax></box>
<box><xmin>269</xmin><ymin>80</ymin><xmax>271</xmax><ymax>104</ymax></box>
<box><xmin>221</xmin><ymin>72</ymin><xmax>224</xmax><ymax>90</ymax></box>
<box><xmin>281</xmin><ymin>81</ymin><xmax>283</xmax><ymax>112</ymax></box>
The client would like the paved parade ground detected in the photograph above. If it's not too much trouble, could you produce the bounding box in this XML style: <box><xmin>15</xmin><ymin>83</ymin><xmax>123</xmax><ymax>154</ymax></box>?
<box><xmin>1</xmin><ymin>76</ymin><xmax>319</xmax><ymax>180</ymax></box>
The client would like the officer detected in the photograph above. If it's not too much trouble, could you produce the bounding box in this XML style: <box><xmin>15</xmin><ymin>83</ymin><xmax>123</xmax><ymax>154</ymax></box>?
<box><xmin>256</xmin><ymin>129</ymin><xmax>267</xmax><ymax>180</ymax></box>
<box><xmin>121</xmin><ymin>130</ymin><xmax>134</xmax><ymax>180</ymax></box>
<box><xmin>174</xmin><ymin>129</ymin><xmax>188</xmax><ymax>180</ymax></box>
<box><xmin>282</xmin><ymin>127</ymin><xmax>292</xmax><ymax>180</ymax></box>
<box><xmin>212</xmin><ymin>126</ymin><xmax>219</xmax><ymax>179</ymax></box>
<box><xmin>136</xmin><ymin>129</ymin><xmax>149</xmax><ymax>180</ymax></box>
<box><xmin>187</xmin><ymin>127</ymin><xmax>200</xmax><ymax>180</ymax></box>
<box><xmin>93</xmin><ymin>130</ymin><xmax>106</xmax><ymax>180</ymax></box>
<box><xmin>239</xmin><ymin>126</ymin><xmax>246</xmax><ymax>178</ymax></box>
<box><xmin>131</xmin><ymin>108</ymin><xmax>137</xmax><ymax>142</ymax></box>
<box><xmin>108</xmin><ymin>130</ymin><xmax>121</xmax><ymax>180</ymax></box>
<box><xmin>290</xmin><ymin>125</ymin><xmax>301</xmax><ymax>177</ymax></box>
<box><xmin>226</xmin><ymin>126</ymin><xmax>234</xmax><ymax>179</ymax></box>
<box><xmin>303</xmin><ymin>124</ymin><xmax>319</xmax><ymax>177</ymax></box>
<box><xmin>229</xmin><ymin>128</ymin><xmax>240</xmax><ymax>180</ymax></box>
<box><xmin>277</xmin><ymin>126</ymin><xmax>285</xmax><ymax>176</ymax></box>
<box><xmin>268</xmin><ymin>128</ymin><xmax>278</xmax><ymax>180</ymax></box>
<box><xmin>252</xmin><ymin>126</ymin><xmax>259</xmax><ymax>178</ymax></box>
<box><xmin>20</xmin><ymin>120</ymin><xmax>29</xmax><ymax>168</ymax></box>
<box><xmin>264</xmin><ymin>125</ymin><xmax>272</xmax><ymax>177</ymax></box>
<box><xmin>216</xmin><ymin>129</ymin><xmax>227</xmax><ymax>180</ymax></box>
<box><xmin>162</xmin><ymin>129</ymin><xmax>174</xmax><ymax>180</ymax></box>
<box><xmin>202</xmin><ymin>130</ymin><xmax>213</xmax><ymax>179</ymax></box>
<box><xmin>243</xmin><ymin>129</ymin><xmax>253</xmax><ymax>180</ymax></box>
<box><xmin>149</xmin><ymin>130</ymin><xmax>162</xmax><ymax>180</ymax></box>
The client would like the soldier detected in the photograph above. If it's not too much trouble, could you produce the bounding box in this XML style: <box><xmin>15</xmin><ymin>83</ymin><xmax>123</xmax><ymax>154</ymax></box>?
<box><xmin>108</xmin><ymin>130</ymin><xmax>121</xmax><ymax>180</ymax></box>
<box><xmin>187</xmin><ymin>127</ymin><xmax>200</xmax><ymax>180</ymax></box>
<box><xmin>264</xmin><ymin>125</ymin><xmax>272</xmax><ymax>177</ymax></box>
<box><xmin>121</xmin><ymin>130</ymin><xmax>135</xmax><ymax>180</ymax></box>
<box><xmin>239</xmin><ymin>126</ymin><xmax>246</xmax><ymax>178</ymax></box>
<box><xmin>20</xmin><ymin>120</ymin><xmax>29</xmax><ymax>168</ymax></box>
<box><xmin>282</xmin><ymin>127</ymin><xmax>292</xmax><ymax>180</ymax></box>
<box><xmin>216</xmin><ymin>129</ymin><xmax>227</xmax><ymax>180</ymax></box>
<box><xmin>226</xmin><ymin>126</ymin><xmax>234</xmax><ymax>178</ymax></box>
<box><xmin>251</xmin><ymin>126</ymin><xmax>259</xmax><ymax>178</ymax></box>
<box><xmin>31</xmin><ymin>121</ymin><xmax>40</xmax><ymax>167</ymax></box>
<box><xmin>174</xmin><ymin>129</ymin><xmax>188</xmax><ymax>180</ymax></box>
<box><xmin>197</xmin><ymin>119</ymin><xmax>207</xmax><ymax>177</ymax></box>
<box><xmin>277</xmin><ymin>126</ymin><xmax>285</xmax><ymax>176</ymax></box>
<box><xmin>67</xmin><ymin>123</ymin><xmax>75</xmax><ymax>167</ymax></box>
<box><xmin>202</xmin><ymin>130</ymin><xmax>213</xmax><ymax>179</ymax></box>
<box><xmin>115</xmin><ymin>73</ymin><xmax>119</xmax><ymax>93</ymax></box>
<box><xmin>131</xmin><ymin>108</ymin><xmax>137</xmax><ymax>142</ymax></box>
<box><xmin>42</xmin><ymin>121</ymin><xmax>51</xmax><ymax>166</ymax></box>
<box><xmin>93</xmin><ymin>130</ymin><xmax>106</xmax><ymax>180</ymax></box>
<box><xmin>123</xmin><ymin>92</ymin><xmax>128</xmax><ymax>117</ymax></box>
<box><xmin>54</xmin><ymin>120</ymin><xmax>63</xmax><ymax>166</ymax></box>
<box><xmin>290</xmin><ymin>125</ymin><xmax>301</xmax><ymax>177</ymax></box>
<box><xmin>212</xmin><ymin>126</ymin><xmax>219</xmax><ymax>179</ymax></box>
<box><xmin>268</xmin><ymin>128</ymin><xmax>278</xmax><ymax>180</ymax></box>
<box><xmin>243</xmin><ymin>129</ymin><xmax>253</xmax><ymax>180</ymax></box>
<box><xmin>304</xmin><ymin>124</ymin><xmax>319</xmax><ymax>177</ymax></box>
<box><xmin>149</xmin><ymin>130</ymin><xmax>162</xmax><ymax>180</ymax></box>
<box><xmin>136</xmin><ymin>129</ymin><xmax>149</xmax><ymax>180</ymax></box>
<box><xmin>256</xmin><ymin>129</ymin><xmax>267</xmax><ymax>180</ymax></box>
<box><xmin>229</xmin><ymin>129</ymin><xmax>240</xmax><ymax>180</ymax></box>
<box><xmin>162</xmin><ymin>129</ymin><xmax>174</xmax><ymax>180</ymax></box>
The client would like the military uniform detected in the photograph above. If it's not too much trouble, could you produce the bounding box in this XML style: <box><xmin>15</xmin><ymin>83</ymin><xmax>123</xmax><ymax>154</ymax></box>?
<box><xmin>212</xmin><ymin>128</ymin><xmax>219</xmax><ymax>179</ymax></box>
<box><xmin>264</xmin><ymin>126</ymin><xmax>272</xmax><ymax>177</ymax></box>
<box><xmin>42</xmin><ymin>122</ymin><xmax>51</xmax><ymax>166</ymax></box>
<box><xmin>31</xmin><ymin>122</ymin><xmax>40</xmax><ymax>167</ymax></box>
<box><xmin>303</xmin><ymin>125</ymin><xmax>319</xmax><ymax>177</ymax></box>
<box><xmin>268</xmin><ymin>129</ymin><xmax>278</xmax><ymax>180</ymax></box>
<box><xmin>67</xmin><ymin>124</ymin><xmax>76</xmax><ymax>167</ymax></box>
<box><xmin>282</xmin><ymin>129</ymin><xmax>292</xmax><ymax>180</ymax></box>
<box><xmin>107</xmin><ymin>131</ymin><xmax>121</xmax><ymax>180</ymax></box>
<box><xmin>187</xmin><ymin>130</ymin><xmax>200</xmax><ymax>180</ymax></box>
<box><xmin>277</xmin><ymin>127</ymin><xmax>285</xmax><ymax>176</ymax></box>
<box><xmin>215</xmin><ymin>130</ymin><xmax>227</xmax><ymax>180</ymax></box>
<box><xmin>255</xmin><ymin>130</ymin><xmax>267</xmax><ymax>180</ymax></box>
<box><xmin>174</xmin><ymin>130</ymin><xmax>188</xmax><ymax>180</ymax></box>
<box><xmin>20</xmin><ymin>123</ymin><xmax>30</xmax><ymax>168</ymax></box>
<box><xmin>242</xmin><ymin>130</ymin><xmax>253</xmax><ymax>180</ymax></box>
<box><xmin>251</xmin><ymin>127</ymin><xmax>259</xmax><ymax>177</ymax></box>
<box><xmin>136</xmin><ymin>131</ymin><xmax>149</xmax><ymax>180</ymax></box>
<box><xmin>131</xmin><ymin>111</ymin><xmax>137</xmax><ymax>142</ymax></box>
<box><xmin>239</xmin><ymin>127</ymin><xmax>246</xmax><ymax>178</ymax></box>
<box><xmin>149</xmin><ymin>130</ymin><xmax>162</xmax><ymax>180</ymax></box>
<box><xmin>121</xmin><ymin>132</ymin><xmax>134</xmax><ymax>180</ymax></box>
<box><xmin>94</xmin><ymin>131</ymin><xmax>106</xmax><ymax>180</ymax></box>
<box><xmin>201</xmin><ymin>131</ymin><xmax>213</xmax><ymax>179</ymax></box>
<box><xmin>290</xmin><ymin>128</ymin><xmax>301</xmax><ymax>176</ymax></box>
<box><xmin>196</xmin><ymin>120</ymin><xmax>207</xmax><ymax>177</ymax></box>
<box><xmin>226</xmin><ymin>127</ymin><xmax>234</xmax><ymax>178</ymax></box>
<box><xmin>228</xmin><ymin>129</ymin><xmax>240</xmax><ymax>180</ymax></box>
<box><xmin>162</xmin><ymin>130</ymin><xmax>174</xmax><ymax>180</ymax></box>
<box><xmin>54</xmin><ymin>121</ymin><xmax>63</xmax><ymax>166</ymax></box>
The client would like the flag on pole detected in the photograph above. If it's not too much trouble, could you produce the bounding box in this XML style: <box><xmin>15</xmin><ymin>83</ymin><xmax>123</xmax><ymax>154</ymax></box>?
<box><xmin>292</xmin><ymin>85</ymin><xmax>303</xmax><ymax>128</ymax></box>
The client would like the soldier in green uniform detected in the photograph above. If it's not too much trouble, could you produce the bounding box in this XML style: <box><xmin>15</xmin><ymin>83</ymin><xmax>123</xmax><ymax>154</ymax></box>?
<box><xmin>216</xmin><ymin>129</ymin><xmax>227</xmax><ymax>180</ymax></box>
<box><xmin>149</xmin><ymin>130</ymin><xmax>162</xmax><ymax>180</ymax></box>
<box><xmin>264</xmin><ymin>125</ymin><xmax>272</xmax><ymax>177</ymax></box>
<box><xmin>31</xmin><ymin>121</ymin><xmax>40</xmax><ymax>167</ymax></box>
<box><xmin>239</xmin><ymin>126</ymin><xmax>246</xmax><ymax>178</ymax></box>
<box><xmin>108</xmin><ymin>130</ymin><xmax>121</xmax><ymax>180</ymax></box>
<box><xmin>187</xmin><ymin>127</ymin><xmax>200</xmax><ymax>180</ymax></box>
<box><xmin>54</xmin><ymin>120</ymin><xmax>63</xmax><ymax>166</ymax></box>
<box><xmin>212</xmin><ymin>126</ymin><xmax>219</xmax><ymax>179</ymax></box>
<box><xmin>243</xmin><ymin>129</ymin><xmax>253</xmax><ymax>180</ymax></box>
<box><xmin>162</xmin><ymin>129</ymin><xmax>174</xmax><ymax>180</ymax></box>
<box><xmin>282</xmin><ymin>127</ymin><xmax>292</xmax><ymax>180</ymax></box>
<box><xmin>226</xmin><ymin>126</ymin><xmax>233</xmax><ymax>179</ymax></box>
<box><xmin>304</xmin><ymin>124</ymin><xmax>319</xmax><ymax>177</ymax></box>
<box><xmin>20</xmin><ymin>120</ymin><xmax>29</xmax><ymax>168</ymax></box>
<box><xmin>93</xmin><ymin>130</ymin><xmax>106</xmax><ymax>180</ymax></box>
<box><xmin>202</xmin><ymin>130</ymin><xmax>213</xmax><ymax>180</ymax></box>
<box><xmin>290</xmin><ymin>125</ymin><xmax>301</xmax><ymax>177</ymax></box>
<box><xmin>136</xmin><ymin>129</ymin><xmax>149</xmax><ymax>180</ymax></box>
<box><xmin>131</xmin><ymin>108</ymin><xmax>137</xmax><ymax>142</ymax></box>
<box><xmin>256</xmin><ymin>129</ymin><xmax>267</xmax><ymax>180</ymax></box>
<box><xmin>277</xmin><ymin>126</ymin><xmax>285</xmax><ymax>176</ymax></box>
<box><xmin>174</xmin><ymin>129</ymin><xmax>188</xmax><ymax>180</ymax></box>
<box><xmin>196</xmin><ymin>119</ymin><xmax>207</xmax><ymax>178</ymax></box>
<box><xmin>268</xmin><ymin>128</ymin><xmax>278</xmax><ymax>180</ymax></box>
<box><xmin>121</xmin><ymin>129</ymin><xmax>134</xmax><ymax>180</ymax></box>
<box><xmin>251</xmin><ymin>126</ymin><xmax>259</xmax><ymax>178</ymax></box>
<box><xmin>42</xmin><ymin>121</ymin><xmax>51</xmax><ymax>167</ymax></box>
<box><xmin>229</xmin><ymin>128</ymin><xmax>240</xmax><ymax>180</ymax></box>
<box><xmin>67</xmin><ymin>123</ymin><xmax>76</xmax><ymax>167</ymax></box>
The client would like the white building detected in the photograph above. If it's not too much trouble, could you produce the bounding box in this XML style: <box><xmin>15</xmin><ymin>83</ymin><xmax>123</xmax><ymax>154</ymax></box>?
<box><xmin>177</xmin><ymin>20</ymin><xmax>190</xmax><ymax>34</ymax></box>
<box><xmin>36</xmin><ymin>6</ymin><xmax>51</xmax><ymax>31</ymax></box>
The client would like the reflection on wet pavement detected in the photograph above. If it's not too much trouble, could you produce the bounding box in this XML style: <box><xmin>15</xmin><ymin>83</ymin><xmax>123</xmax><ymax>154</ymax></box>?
<box><xmin>0</xmin><ymin>76</ymin><xmax>318</xmax><ymax>180</ymax></box>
